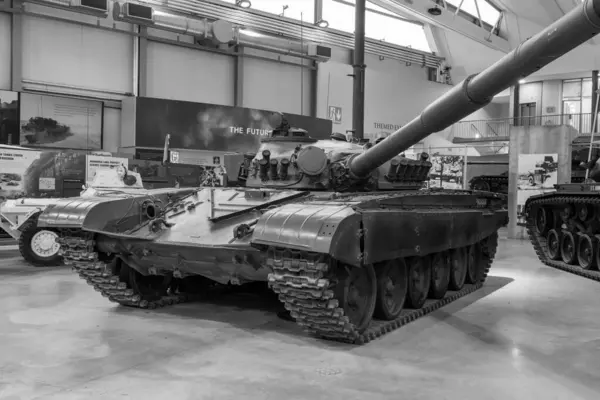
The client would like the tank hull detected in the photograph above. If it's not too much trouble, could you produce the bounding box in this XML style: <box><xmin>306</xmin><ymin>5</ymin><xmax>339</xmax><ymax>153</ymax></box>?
<box><xmin>43</xmin><ymin>187</ymin><xmax>507</xmax><ymax>343</ymax></box>
<box><xmin>524</xmin><ymin>184</ymin><xmax>600</xmax><ymax>282</ymax></box>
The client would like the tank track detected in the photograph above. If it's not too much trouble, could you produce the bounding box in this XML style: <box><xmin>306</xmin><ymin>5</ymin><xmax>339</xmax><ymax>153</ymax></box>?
<box><xmin>58</xmin><ymin>231</ymin><xmax>202</xmax><ymax>309</ymax></box>
<box><xmin>526</xmin><ymin>195</ymin><xmax>600</xmax><ymax>282</ymax></box>
<box><xmin>267</xmin><ymin>233</ymin><xmax>497</xmax><ymax>344</ymax></box>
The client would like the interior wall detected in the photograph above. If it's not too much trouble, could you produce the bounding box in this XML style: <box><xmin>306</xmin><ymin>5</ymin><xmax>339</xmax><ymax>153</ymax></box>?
<box><xmin>146</xmin><ymin>41</ymin><xmax>235</xmax><ymax>106</ymax></box>
<box><xmin>508</xmin><ymin>80</ymin><xmax>563</xmax><ymax>119</ymax></box>
<box><xmin>21</xmin><ymin>5</ymin><xmax>134</xmax><ymax>94</ymax></box>
<box><xmin>241</xmin><ymin>49</ymin><xmax>312</xmax><ymax>115</ymax></box>
<box><xmin>0</xmin><ymin>12</ymin><xmax>10</xmax><ymax>90</ymax></box>
<box><xmin>317</xmin><ymin>52</ymin><xmax>452</xmax><ymax>140</ymax></box>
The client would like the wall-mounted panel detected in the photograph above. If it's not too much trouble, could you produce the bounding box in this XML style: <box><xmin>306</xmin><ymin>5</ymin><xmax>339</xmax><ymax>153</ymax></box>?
<box><xmin>146</xmin><ymin>42</ymin><xmax>235</xmax><ymax>106</ymax></box>
<box><xmin>0</xmin><ymin>12</ymin><xmax>11</xmax><ymax>90</ymax></box>
<box><xmin>20</xmin><ymin>92</ymin><xmax>103</xmax><ymax>150</ymax></box>
<box><xmin>242</xmin><ymin>57</ymin><xmax>311</xmax><ymax>115</ymax></box>
<box><xmin>22</xmin><ymin>15</ymin><xmax>133</xmax><ymax>94</ymax></box>
<box><xmin>127</xmin><ymin>96</ymin><xmax>331</xmax><ymax>153</ymax></box>
<box><xmin>102</xmin><ymin>107</ymin><xmax>121</xmax><ymax>153</ymax></box>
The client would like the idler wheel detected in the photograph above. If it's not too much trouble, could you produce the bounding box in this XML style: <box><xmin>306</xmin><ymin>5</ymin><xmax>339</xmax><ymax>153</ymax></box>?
<box><xmin>535</xmin><ymin>206</ymin><xmax>552</xmax><ymax>235</ymax></box>
<box><xmin>545</xmin><ymin>229</ymin><xmax>561</xmax><ymax>260</ymax></box>
<box><xmin>577</xmin><ymin>234</ymin><xmax>596</xmax><ymax>270</ymax></box>
<box><xmin>129</xmin><ymin>265</ymin><xmax>173</xmax><ymax>301</ymax></box>
<box><xmin>406</xmin><ymin>256</ymin><xmax>432</xmax><ymax>309</ymax></box>
<box><xmin>449</xmin><ymin>247</ymin><xmax>468</xmax><ymax>291</ymax></box>
<box><xmin>560</xmin><ymin>231</ymin><xmax>578</xmax><ymax>265</ymax></box>
<box><xmin>374</xmin><ymin>259</ymin><xmax>408</xmax><ymax>320</ymax></box>
<box><xmin>334</xmin><ymin>263</ymin><xmax>377</xmax><ymax>333</ymax></box>
<box><xmin>428</xmin><ymin>252</ymin><xmax>450</xmax><ymax>300</ymax></box>
<box><xmin>466</xmin><ymin>243</ymin><xmax>484</xmax><ymax>284</ymax></box>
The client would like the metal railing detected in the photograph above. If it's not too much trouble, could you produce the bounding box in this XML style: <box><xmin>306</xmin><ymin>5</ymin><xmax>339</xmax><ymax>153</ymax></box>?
<box><xmin>451</xmin><ymin>113</ymin><xmax>599</xmax><ymax>139</ymax></box>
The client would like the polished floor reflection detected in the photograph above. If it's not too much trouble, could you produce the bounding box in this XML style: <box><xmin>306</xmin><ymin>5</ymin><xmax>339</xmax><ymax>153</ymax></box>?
<box><xmin>1</xmin><ymin>235</ymin><xmax>599</xmax><ymax>400</ymax></box>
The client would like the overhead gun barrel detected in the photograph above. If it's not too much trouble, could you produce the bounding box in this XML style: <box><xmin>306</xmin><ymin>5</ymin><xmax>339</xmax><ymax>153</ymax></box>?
<box><xmin>349</xmin><ymin>0</ymin><xmax>600</xmax><ymax>178</ymax></box>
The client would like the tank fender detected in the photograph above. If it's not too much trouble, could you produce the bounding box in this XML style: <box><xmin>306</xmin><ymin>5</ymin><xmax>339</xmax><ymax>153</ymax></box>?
<box><xmin>251</xmin><ymin>203</ymin><xmax>363</xmax><ymax>267</ymax></box>
<box><xmin>360</xmin><ymin>208</ymin><xmax>506</xmax><ymax>264</ymax></box>
<box><xmin>39</xmin><ymin>197</ymin><xmax>146</xmax><ymax>233</ymax></box>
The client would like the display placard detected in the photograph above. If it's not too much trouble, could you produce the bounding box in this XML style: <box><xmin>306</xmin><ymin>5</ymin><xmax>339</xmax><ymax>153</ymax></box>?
<box><xmin>85</xmin><ymin>155</ymin><xmax>129</xmax><ymax>185</ymax></box>
<box><xmin>516</xmin><ymin>153</ymin><xmax>558</xmax><ymax>226</ymax></box>
<box><xmin>0</xmin><ymin>146</ymin><xmax>42</xmax><ymax>199</ymax></box>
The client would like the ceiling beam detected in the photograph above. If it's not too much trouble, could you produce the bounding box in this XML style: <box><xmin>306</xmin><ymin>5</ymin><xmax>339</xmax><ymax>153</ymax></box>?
<box><xmin>369</xmin><ymin>0</ymin><xmax>511</xmax><ymax>53</ymax></box>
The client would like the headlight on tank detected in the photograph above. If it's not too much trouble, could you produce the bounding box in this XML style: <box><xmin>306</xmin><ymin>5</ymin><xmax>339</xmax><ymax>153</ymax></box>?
<box><xmin>116</xmin><ymin>165</ymin><xmax>126</xmax><ymax>179</ymax></box>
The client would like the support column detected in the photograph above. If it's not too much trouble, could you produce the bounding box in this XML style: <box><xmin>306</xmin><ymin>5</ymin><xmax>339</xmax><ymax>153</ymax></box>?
<box><xmin>512</xmin><ymin>82</ymin><xmax>520</xmax><ymax>126</ymax></box>
<box><xmin>10</xmin><ymin>0</ymin><xmax>23</xmax><ymax>92</ymax></box>
<box><xmin>310</xmin><ymin>61</ymin><xmax>318</xmax><ymax>118</ymax></box>
<box><xmin>137</xmin><ymin>26</ymin><xmax>148</xmax><ymax>97</ymax></box>
<box><xmin>352</xmin><ymin>0</ymin><xmax>366</xmax><ymax>140</ymax></box>
<box><xmin>314</xmin><ymin>0</ymin><xmax>323</xmax><ymax>24</ymax></box>
<box><xmin>234</xmin><ymin>46</ymin><xmax>244</xmax><ymax>107</ymax></box>
<box><xmin>592</xmin><ymin>70</ymin><xmax>598</xmax><ymax>133</ymax></box>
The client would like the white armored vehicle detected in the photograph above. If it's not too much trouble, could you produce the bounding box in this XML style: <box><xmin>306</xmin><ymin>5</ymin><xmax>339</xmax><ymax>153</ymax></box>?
<box><xmin>0</xmin><ymin>167</ymin><xmax>145</xmax><ymax>266</ymax></box>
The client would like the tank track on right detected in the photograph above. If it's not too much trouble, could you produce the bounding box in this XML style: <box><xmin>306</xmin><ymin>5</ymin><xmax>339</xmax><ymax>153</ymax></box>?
<box><xmin>268</xmin><ymin>232</ymin><xmax>498</xmax><ymax>344</ymax></box>
<box><xmin>526</xmin><ymin>194</ymin><xmax>600</xmax><ymax>282</ymax></box>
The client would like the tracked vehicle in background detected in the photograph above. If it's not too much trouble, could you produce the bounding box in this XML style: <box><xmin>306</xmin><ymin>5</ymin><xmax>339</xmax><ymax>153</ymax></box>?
<box><xmin>38</xmin><ymin>0</ymin><xmax>600</xmax><ymax>343</ymax></box>
<box><xmin>0</xmin><ymin>167</ymin><xmax>146</xmax><ymax>267</ymax></box>
<box><xmin>525</xmin><ymin>137</ymin><xmax>600</xmax><ymax>281</ymax></box>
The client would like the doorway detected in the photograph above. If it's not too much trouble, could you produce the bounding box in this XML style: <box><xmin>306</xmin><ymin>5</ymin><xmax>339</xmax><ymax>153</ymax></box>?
<box><xmin>519</xmin><ymin>102</ymin><xmax>537</xmax><ymax>126</ymax></box>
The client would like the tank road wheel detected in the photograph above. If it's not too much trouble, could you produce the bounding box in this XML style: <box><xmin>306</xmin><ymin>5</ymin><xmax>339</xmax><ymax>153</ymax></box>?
<box><xmin>535</xmin><ymin>206</ymin><xmax>553</xmax><ymax>236</ymax></box>
<box><xmin>129</xmin><ymin>267</ymin><xmax>173</xmax><ymax>302</ymax></box>
<box><xmin>334</xmin><ymin>263</ymin><xmax>377</xmax><ymax>333</ymax></box>
<box><xmin>429</xmin><ymin>252</ymin><xmax>450</xmax><ymax>299</ymax></box>
<box><xmin>374</xmin><ymin>259</ymin><xmax>408</xmax><ymax>320</ymax></box>
<box><xmin>449</xmin><ymin>247</ymin><xmax>468</xmax><ymax>291</ymax></box>
<box><xmin>546</xmin><ymin>229</ymin><xmax>561</xmax><ymax>260</ymax></box>
<box><xmin>577</xmin><ymin>234</ymin><xmax>596</xmax><ymax>270</ymax></box>
<box><xmin>406</xmin><ymin>257</ymin><xmax>432</xmax><ymax>309</ymax></box>
<box><xmin>18</xmin><ymin>215</ymin><xmax>62</xmax><ymax>267</ymax></box>
<box><xmin>560</xmin><ymin>231</ymin><xmax>578</xmax><ymax>265</ymax></box>
<box><xmin>466</xmin><ymin>243</ymin><xmax>484</xmax><ymax>284</ymax></box>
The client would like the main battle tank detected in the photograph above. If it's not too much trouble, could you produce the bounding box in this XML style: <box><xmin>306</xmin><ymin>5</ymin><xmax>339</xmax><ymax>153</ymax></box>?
<box><xmin>524</xmin><ymin>143</ymin><xmax>600</xmax><ymax>281</ymax></box>
<box><xmin>38</xmin><ymin>0</ymin><xmax>600</xmax><ymax>343</ymax></box>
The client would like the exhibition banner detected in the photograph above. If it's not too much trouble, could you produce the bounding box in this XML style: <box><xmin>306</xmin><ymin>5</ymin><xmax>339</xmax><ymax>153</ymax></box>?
<box><xmin>516</xmin><ymin>153</ymin><xmax>558</xmax><ymax>226</ymax></box>
<box><xmin>86</xmin><ymin>155</ymin><xmax>129</xmax><ymax>185</ymax></box>
<box><xmin>134</xmin><ymin>97</ymin><xmax>333</xmax><ymax>152</ymax></box>
<box><xmin>20</xmin><ymin>93</ymin><xmax>103</xmax><ymax>150</ymax></box>
<box><xmin>0</xmin><ymin>90</ymin><xmax>20</xmax><ymax>146</ymax></box>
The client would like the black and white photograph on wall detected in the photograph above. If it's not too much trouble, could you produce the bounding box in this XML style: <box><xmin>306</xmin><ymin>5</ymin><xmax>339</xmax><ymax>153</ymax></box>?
<box><xmin>428</xmin><ymin>155</ymin><xmax>465</xmax><ymax>189</ymax></box>
<box><xmin>516</xmin><ymin>153</ymin><xmax>558</xmax><ymax>226</ymax></box>
<box><xmin>19</xmin><ymin>93</ymin><xmax>103</xmax><ymax>150</ymax></box>
<box><xmin>134</xmin><ymin>97</ymin><xmax>332</xmax><ymax>153</ymax></box>
<box><xmin>517</xmin><ymin>153</ymin><xmax>558</xmax><ymax>190</ymax></box>
<box><xmin>0</xmin><ymin>90</ymin><xmax>19</xmax><ymax>145</ymax></box>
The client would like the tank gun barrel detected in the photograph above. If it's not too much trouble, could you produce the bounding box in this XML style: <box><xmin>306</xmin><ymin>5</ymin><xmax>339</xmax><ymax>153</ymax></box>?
<box><xmin>349</xmin><ymin>0</ymin><xmax>600</xmax><ymax>177</ymax></box>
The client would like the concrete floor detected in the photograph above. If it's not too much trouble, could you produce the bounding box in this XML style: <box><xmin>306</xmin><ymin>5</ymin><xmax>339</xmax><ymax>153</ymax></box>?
<box><xmin>1</xmin><ymin>236</ymin><xmax>600</xmax><ymax>400</ymax></box>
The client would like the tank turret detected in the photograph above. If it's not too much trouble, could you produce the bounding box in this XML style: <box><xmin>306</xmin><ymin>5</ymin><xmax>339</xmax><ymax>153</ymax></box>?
<box><xmin>250</xmin><ymin>0</ymin><xmax>600</xmax><ymax>192</ymax></box>
<box><xmin>244</xmin><ymin>114</ymin><xmax>431</xmax><ymax>191</ymax></box>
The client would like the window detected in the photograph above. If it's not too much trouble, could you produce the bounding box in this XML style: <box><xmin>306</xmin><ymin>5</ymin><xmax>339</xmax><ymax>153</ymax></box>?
<box><xmin>223</xmin><ymin>0</ymin><xmax>315</xmax><ymax>22</ymax></box>
<box><xmin>562</xmin><ymin>78</ymin><xmax>600</xmax><ymax>132</ymax></box>
<box><xmin>323</xmin><ymin>0</ymin><xmax>431</xmax><ymax>52</ymax></box>
<box><xmin>444</xmin><ymin>0</ymin><xmax>502</xmax><ymax>27</ymax></box>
